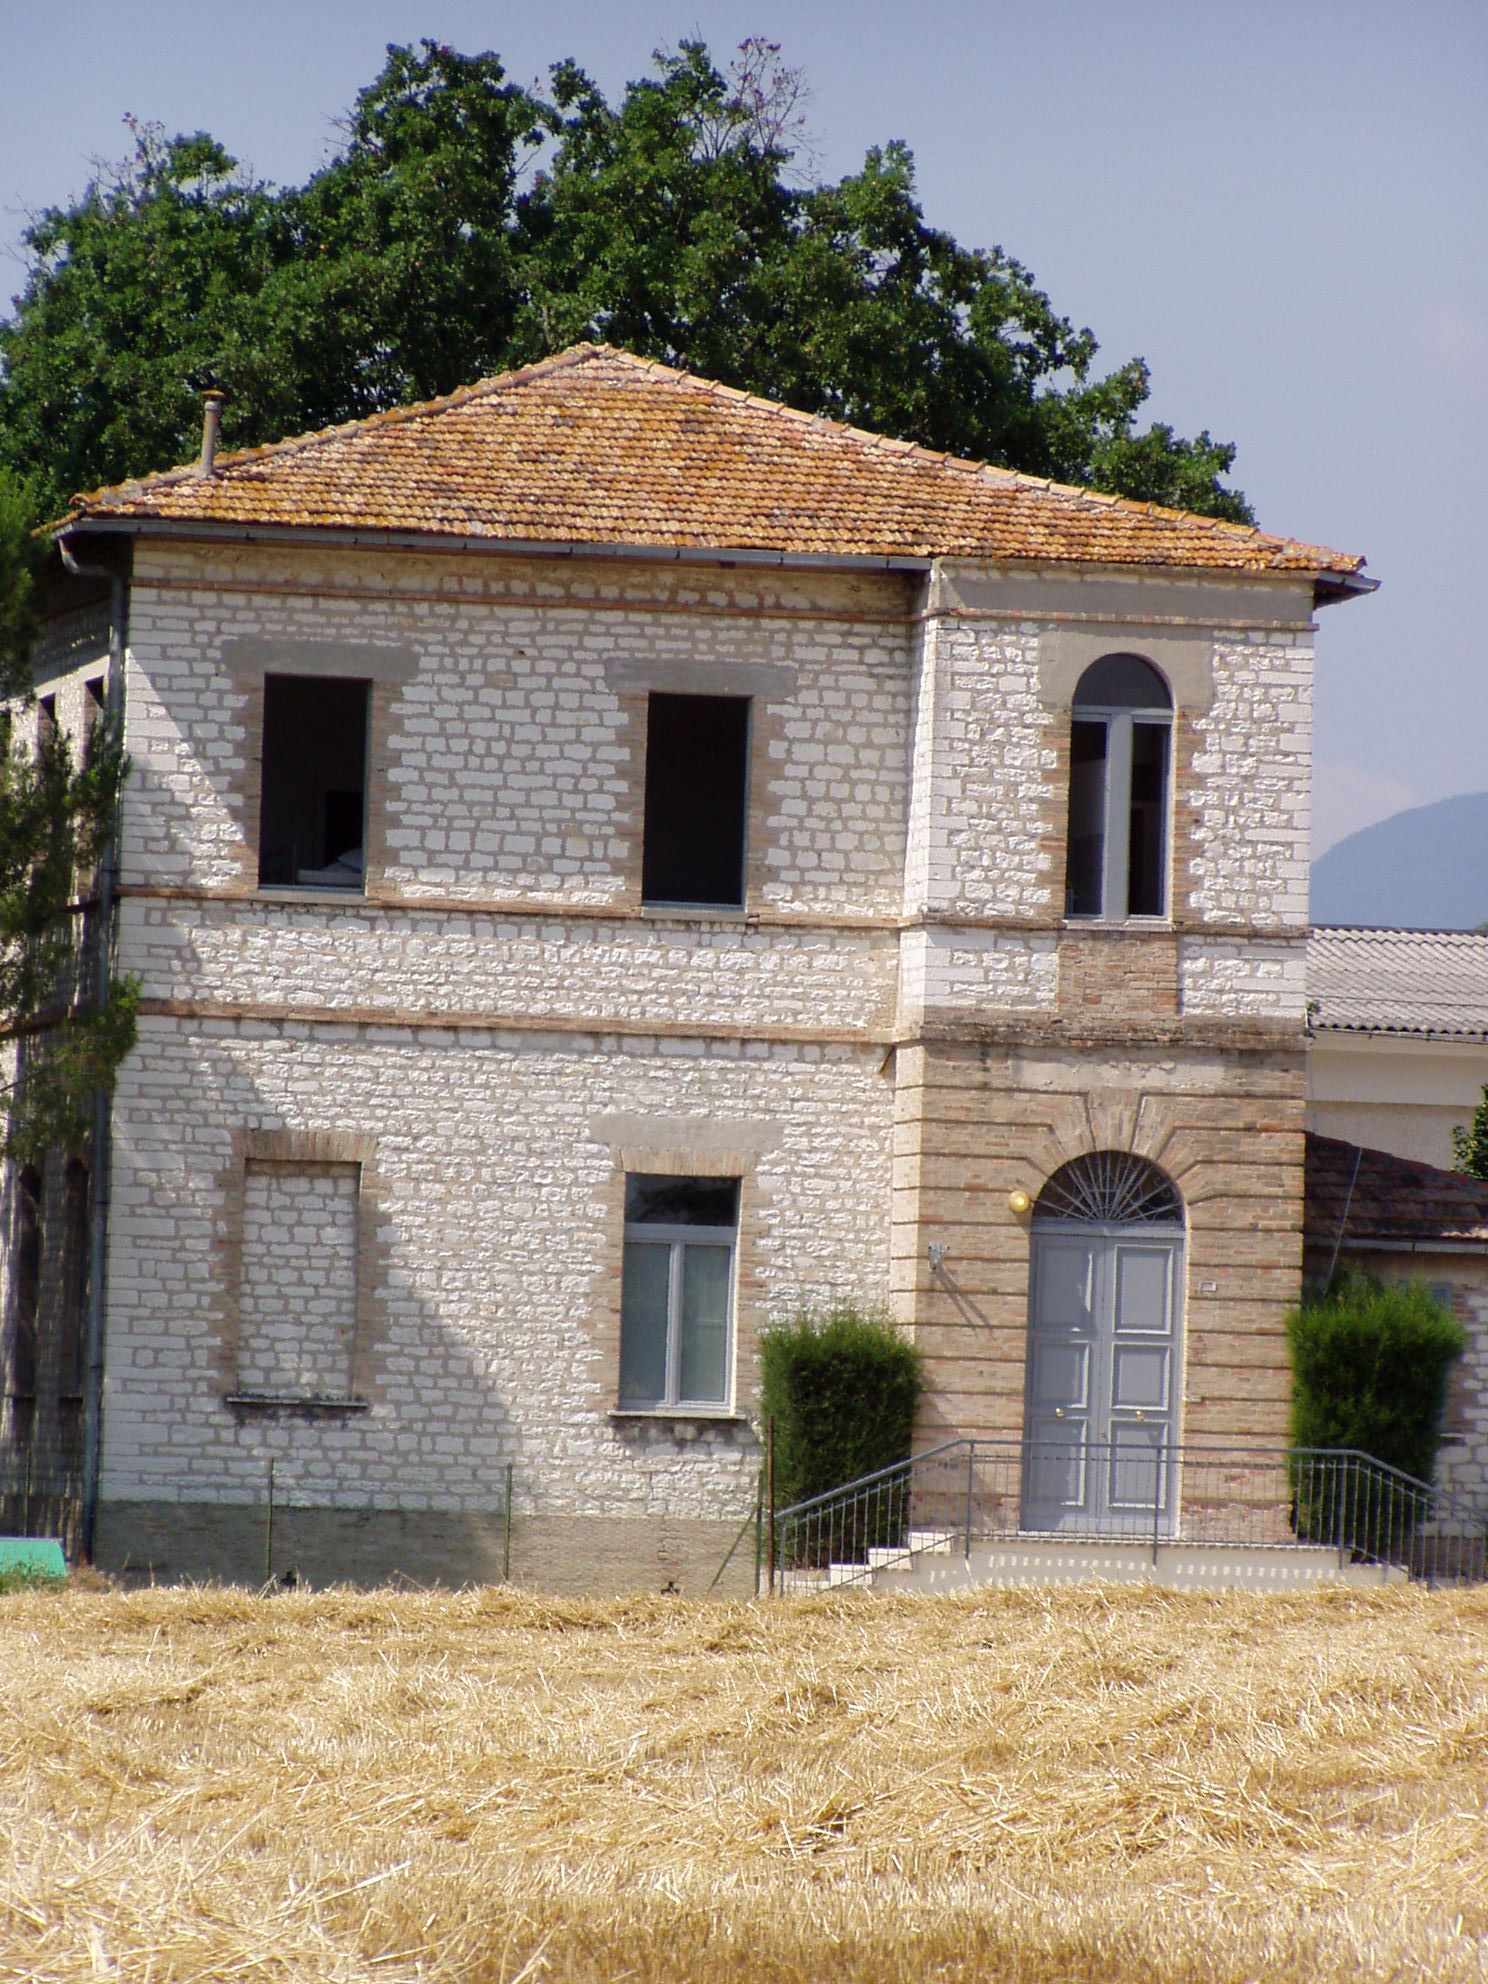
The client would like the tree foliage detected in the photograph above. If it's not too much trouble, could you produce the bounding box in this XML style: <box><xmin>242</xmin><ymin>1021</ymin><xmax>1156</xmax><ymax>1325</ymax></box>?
<box><xmin>1287</xmin><ymin>1273</ymin><xmax>1465</xmax><ymax>1484</ymax></box>
<box><xmin>1452</xmin><ymin>1084</ymin><xmax>1488</xmax><ymax>1180</ymax></box>
<box><xmin>0</xmin><ymin>37</ymin><xmax>1252</xmax><ymax>1155</ymax></box>
<box><xmin>0</xmin><ymin>700</ymin><xmax>137</xmax><ymax>1160</ymax></box>
<box><xmin>0</xmin><ymin>38</ymin><xmax>1251</xmax><ymax>524</ymax></box>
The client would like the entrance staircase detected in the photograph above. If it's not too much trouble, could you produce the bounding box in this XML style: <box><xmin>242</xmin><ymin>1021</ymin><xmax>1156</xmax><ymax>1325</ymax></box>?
<box><xmin>768</xmin><ymin>1439</ymin><xmax>1485</xmax><ymax>1597</ymax></box>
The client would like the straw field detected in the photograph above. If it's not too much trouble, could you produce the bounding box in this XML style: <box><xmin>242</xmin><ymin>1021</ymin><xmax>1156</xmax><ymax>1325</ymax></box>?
<box><xmin>1</xmin><ymin>1581</ymin><xmax>1485</xmax><ymax>1982</ymax></box>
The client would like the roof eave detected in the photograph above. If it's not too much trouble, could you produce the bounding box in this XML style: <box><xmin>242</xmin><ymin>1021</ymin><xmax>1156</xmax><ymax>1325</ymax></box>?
<box><xmin>53</xmin><ymin>513</ymin><xmax>935</xmax><ymax>577</ymax></box>
<box><xmin>1313</xmin><ymin>568</ymin><xmax>1379</xmax><ymax>609</ymax></box>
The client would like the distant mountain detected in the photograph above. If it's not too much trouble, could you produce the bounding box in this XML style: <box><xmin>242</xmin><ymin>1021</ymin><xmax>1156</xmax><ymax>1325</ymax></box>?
<box><xmin>1311</xmin><ymin>791</ymin><xmax>1488</xmax><ymax>930</ymax></box>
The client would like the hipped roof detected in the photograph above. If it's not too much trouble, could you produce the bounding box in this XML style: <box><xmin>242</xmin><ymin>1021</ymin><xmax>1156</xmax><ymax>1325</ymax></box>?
<box><xmin>62</xmin><ymin>345</ymin><xmax>1368</xmax><ymax>593</ymax></box>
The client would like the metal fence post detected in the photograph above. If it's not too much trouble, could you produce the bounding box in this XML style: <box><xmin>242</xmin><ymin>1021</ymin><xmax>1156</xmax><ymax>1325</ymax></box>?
<box><xmin>1153</xmin><ymin>1441</ymin><xmax>1162</xmax><ymax>1567</ymax></box>
<box><xmin>264</xmin><ymin>1457</ymin><xmax>275</xmax><ymax>1587</ymax></box>
<box><xmin>503</xmin><ymin>1460</ymin><xmax>513</xmax><ymax>1584</ymax></box>
<box><xmin>766</xmin><ymin>1416</ymin><xmax>776</xmax><ymax>1597</ymax></box>
<box><xmin>964</xmin><ymin>1442</ymin><xmax>974</xmax><ymax>1559</ymax></box>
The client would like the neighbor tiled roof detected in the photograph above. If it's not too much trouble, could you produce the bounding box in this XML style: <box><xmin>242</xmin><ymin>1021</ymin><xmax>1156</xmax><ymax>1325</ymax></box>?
<box><xmin>1308</xmin><ymin>928</ymin><xmax>1488</xmax><ymax>1041</ymax></box>
<box><xmin>1305</xmin><ymin>1133</ymin><xmax>1488</xmax><ymax>1248</ymax></box>
<box><xmin>61</xmin><ymin>345</ymin><xmax>1367</xmax><ymax>582</ymax></box>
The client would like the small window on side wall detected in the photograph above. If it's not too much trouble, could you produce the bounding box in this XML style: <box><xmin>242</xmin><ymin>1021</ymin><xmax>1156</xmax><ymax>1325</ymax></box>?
<box><xmin>1064</xmin><ymin>654</ymin><xmax>1172</xmax><ymax>921</ymax></box>
<box><xmin>641</xmin><ymin>693</ymin><xmax>749</xmax><ymax>909</ymax></box>
<box><xmin>619</xmin><ymin>1174</ymin><xmax>739</xmax><ymax>1411</ymax></box>
<box><xmin>258</xmin><ymin>675</ymin><xmax>369</xmax><ymax>891</ymax></box>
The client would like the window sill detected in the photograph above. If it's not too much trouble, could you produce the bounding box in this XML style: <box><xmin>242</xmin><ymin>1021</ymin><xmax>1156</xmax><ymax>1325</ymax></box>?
<box><xmin>1061</xmin><ymin>916</ymin><xmax>1174</xmax><ymax>931</ymax></box>
<box><xmin>609</xmin><ymin>1408</ymin><xmax>752</xmax><ymax>1426</ymax></box>
<box><xmin>638</xmin><ymin>901</ymin><xmax>748</xmax><ymax>921</ymax></box>
<box><xmin>224</xmin><ymin>1391</ymin><xmax>370</xmax><ymax>1418</ymax></box>
<box><xmin>253</xmin><ymin>887</ymin><xmax>367</xmax><ymax>906</ymax></box>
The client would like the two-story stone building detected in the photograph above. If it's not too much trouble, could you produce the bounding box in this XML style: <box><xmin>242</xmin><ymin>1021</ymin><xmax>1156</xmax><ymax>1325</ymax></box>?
<box><xmin>5</xmin><ymin>345</ymin><xmax>1371</xmax><ymax>1587</ymax></box>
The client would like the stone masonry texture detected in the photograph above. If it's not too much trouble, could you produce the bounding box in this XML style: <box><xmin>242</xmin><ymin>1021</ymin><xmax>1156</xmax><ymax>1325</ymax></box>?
<box><xmin>0</xmin><ymin>536</ymin><xmax>1363</xmax><ymax>1588</ymax></box>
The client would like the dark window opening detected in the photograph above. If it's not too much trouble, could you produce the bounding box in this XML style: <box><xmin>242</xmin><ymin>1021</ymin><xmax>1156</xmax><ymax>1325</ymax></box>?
<box><xmin>258</xmin><ymin>675</ymin><xmax>369</xmax><ymax>890</ymax></box>
<box><xmin>11</xmin><ymin>1166</ymin><xmax>41</xmax><ymax>1398</ymax></box>
<box><xmin>59</xmin><ymin>1160</ymin><xmax>89</xmax><ymax>1396</ymax></box>
<box><xmin>85</xmin><ymin>678</ymin><xmax>106</xmax><ymax>724</ymax></box>
<box><xmin>1065</xmin><ymin>721</ymin><xmax>1107</xmax><ymax>917</ymax></box>
<box><xmin>619</xmin><ymin>1174</ymin><xmax>739</xmax><ymax>1410</ymax></box>
<box><xmin>1127</xmin><ymin>721</ymin><xmax>1170</xmax><ymax>918</ymax></box>
<box><xmin>37</xmin><ymin>696</ymin><xmax>56</xmax><ymax>748</ymax></box>
<box><xmin>641</xmin><ymin>694</ymin><xmax>749</xmax><ymax>908</ymax></box>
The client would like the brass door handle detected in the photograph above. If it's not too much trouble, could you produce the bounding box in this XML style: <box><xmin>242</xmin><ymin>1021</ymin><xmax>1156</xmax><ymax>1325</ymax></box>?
<box><xmin>1135</xmin><ymin>1410</ymin><xmax>1145</xmax><ymax>1422</ymax></box>
<box><xmin>1054</xmin><ymin>1407</ymin><xmax>1065</xmax><ymax>1420</ymax></box>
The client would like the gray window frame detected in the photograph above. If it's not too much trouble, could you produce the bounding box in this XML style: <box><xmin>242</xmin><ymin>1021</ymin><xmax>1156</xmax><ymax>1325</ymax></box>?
<box><xmin>619</xmin><ymin>1214</ymin><xmax>737</xmax><ymax>1412</ymax></box>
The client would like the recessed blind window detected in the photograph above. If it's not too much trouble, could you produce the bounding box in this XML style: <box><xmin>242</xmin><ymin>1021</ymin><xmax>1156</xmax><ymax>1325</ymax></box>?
<box><xmin>619</xmin><ymin>1174</ymin><xmax>739</xmax><ymax>1410</ymax></box>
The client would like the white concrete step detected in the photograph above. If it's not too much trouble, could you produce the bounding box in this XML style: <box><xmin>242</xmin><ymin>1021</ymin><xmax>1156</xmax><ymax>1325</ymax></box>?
<box><xmin>871</xmin><ymin>1539</ymin><xmax>1406</xmax><ymax>1594</ymax></box>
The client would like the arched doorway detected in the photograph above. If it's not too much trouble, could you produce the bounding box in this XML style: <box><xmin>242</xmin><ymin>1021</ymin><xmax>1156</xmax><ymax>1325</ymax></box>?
<box><xmin>1021</xmin><ymin>1152</ymin><xmax>1185</xmax><ymax>1535</ymax></box>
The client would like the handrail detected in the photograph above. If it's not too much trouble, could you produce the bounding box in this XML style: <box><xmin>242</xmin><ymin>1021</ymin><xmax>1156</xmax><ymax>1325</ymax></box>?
<box><xmin>769</xmin><ymin>1438</ymin><xmax>1488</xmax><ymax>1594</ymax></box>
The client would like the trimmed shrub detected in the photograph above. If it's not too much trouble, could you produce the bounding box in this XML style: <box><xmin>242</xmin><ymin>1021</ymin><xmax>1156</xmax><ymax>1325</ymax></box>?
<box><xmin>759</xmin><ymin>1304</ymin><xmax>922</xmax><ymax>1563</ymax></box>
<box><xmin>1287</xmin><ymin>1274</ymin><xmax>1465</xmax><ymax>1477</ymax></box>
<box><xmin>1287</xmin><ymin>1275</ymin><xmax>1465</xmax><ymax>1549</ymax></box>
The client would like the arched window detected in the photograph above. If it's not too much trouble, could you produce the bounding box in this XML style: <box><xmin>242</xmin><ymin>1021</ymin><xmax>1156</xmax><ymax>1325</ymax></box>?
<box><xmin>1033</xmin><ymin>1150</ymin><xmax>1182</xmax><ymax>1227</ymax></box>
<box><xmin>1065</xmin><ymin>654</ymin><xmax>1172</xmax><ymax>920</ymax></box>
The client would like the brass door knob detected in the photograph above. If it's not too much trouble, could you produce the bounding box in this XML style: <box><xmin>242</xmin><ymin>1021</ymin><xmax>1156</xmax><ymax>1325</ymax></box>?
<box><xmin>1054</xmin><ymin>1407</ymin><xmax>1065</xmax><ymax>1420</ymax></box>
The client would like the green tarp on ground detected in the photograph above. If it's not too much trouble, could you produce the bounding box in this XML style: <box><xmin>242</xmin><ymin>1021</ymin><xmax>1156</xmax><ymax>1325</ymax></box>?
<box><xmin>0</xmin><ymin>1537</ymin><xmax>67</xmax><ymax>1579</ymax></box>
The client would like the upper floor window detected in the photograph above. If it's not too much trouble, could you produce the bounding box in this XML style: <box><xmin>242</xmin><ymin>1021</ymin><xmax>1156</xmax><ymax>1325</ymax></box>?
<box><xmin>1065</xmin><ymin>654</ymin><xmax>1172</xmax><ymax>921</ymax></box>
<box><xmin>618</xmin><ymin>1173</ymin><xmax>738</xmax><ymax>1411</ymax></box>
<box><xmin>257</xmin><ymin>674</ymin><xmax>369</xmax><ymax>891</ymax></box>
<box><xmin>641</xmin><ymin>693</ymin><xmax>749</xmax><ymax>909</ymax></box>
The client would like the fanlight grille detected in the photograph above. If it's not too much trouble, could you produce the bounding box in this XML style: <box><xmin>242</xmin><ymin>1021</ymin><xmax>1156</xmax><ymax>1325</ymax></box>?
<box><xmin>1033</xmin><ymin>1151</ymin><xmax>1182</xmax><ymax>1226</ymax></box>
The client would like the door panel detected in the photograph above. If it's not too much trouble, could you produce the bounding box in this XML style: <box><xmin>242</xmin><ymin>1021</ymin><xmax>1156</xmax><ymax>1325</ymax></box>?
<box><xmin>1110</xmin><ymin>1344</ymin><xmax>1169</xmax><ymax>1411</ymax></box>
<box><xmin>1024</xmin><ymin>1227</ymin><xmax>1182</xmax><ymax>1534</ymax></box>
<box><xmin>1023</xmin><ymin>1236</ymin><xmax>1100</xmax><ymax>1530</ymax></box>
<box><xmin>1113</xmin><ymin>1245</ymin><xmax>1172</xmax><ymax>1333</ymax></box>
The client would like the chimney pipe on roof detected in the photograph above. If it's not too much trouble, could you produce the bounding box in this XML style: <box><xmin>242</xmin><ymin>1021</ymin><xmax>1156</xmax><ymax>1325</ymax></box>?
<box><xmin>197</xmin><ymin>389</ymin><xmax>226</xmax><ymax>477</ymax></box>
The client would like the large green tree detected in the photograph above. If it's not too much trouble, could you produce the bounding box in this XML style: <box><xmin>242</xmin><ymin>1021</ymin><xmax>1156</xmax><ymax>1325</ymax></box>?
<box><xmin>0</xmin><ymin>35</ymin><xmax>1251</xmax><ymax>1156</ymax></box>
<box><xmin>0</xmin><ymin>37</ymin><xmax>1251</xmax><ymax>524</ymax></box>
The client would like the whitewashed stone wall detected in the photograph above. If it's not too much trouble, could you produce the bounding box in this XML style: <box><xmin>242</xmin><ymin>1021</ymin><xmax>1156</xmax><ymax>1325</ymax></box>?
<box><xmin>122</xmin><ymin>899</ymin><xmax>897</xmax><ymax>1038</ymax></box>
<box><xmin>237</xmin><ymin>1165</ymin><xmax>358</xmax><ymax>1395</ymax></box>
<box><xmin>1186</xmin><ymin>633</ymin><xmax>1313</xmax><ymax>929</ymax></box>
<box><xmin>81</xmin><ymin>538</ymin><xmax>1330</xmax><ymax>1570</ymax></box>
<box><xmin>1177</xmin><ymin>937</ymin><xmax>1308</xmax><ymax>1021</ymax></box>
<box><xmin>905</xmin><ymin>615</ymin><xmax>1059</xmax><ymax>919</ymax></box>
<box><xmin>122</xmin><ymin>543</ymin><xmax>915</xmax><ymax>915</ymax></box>
<box><xmin>101</xmin><ymin>1018</ymin><xmax>893</xmax><ymax>1522</ymax></box>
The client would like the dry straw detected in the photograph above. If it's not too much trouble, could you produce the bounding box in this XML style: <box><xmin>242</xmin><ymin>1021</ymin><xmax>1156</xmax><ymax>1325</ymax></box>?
<box><xmin>1</xmin><ymin>1581</ymin><xmax>1485</xmax><ymax>1981</ymax></box>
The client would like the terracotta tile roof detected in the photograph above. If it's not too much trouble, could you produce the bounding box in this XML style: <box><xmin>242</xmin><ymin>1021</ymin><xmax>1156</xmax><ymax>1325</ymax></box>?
<box><xmin>62</xmin><ymin>345</ymin><xmax>1366</xmax><ymax>583</ymax></box>
<box><xmin>1308</xmin><ymin>928</ymin><xmax>1488</xmax><ymax>1041</ymax></box>
<box><xmin>1305</xmin><ymin>1132</ymin><xmax>1488</xmax><ymax>1248</ymax></box>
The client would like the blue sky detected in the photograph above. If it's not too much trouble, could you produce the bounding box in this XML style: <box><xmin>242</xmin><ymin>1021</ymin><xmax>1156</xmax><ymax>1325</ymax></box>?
<box><xmin>2</xmin><ymin>0</ymin><xmax>1483</xmax><ymax>855</ymax></box>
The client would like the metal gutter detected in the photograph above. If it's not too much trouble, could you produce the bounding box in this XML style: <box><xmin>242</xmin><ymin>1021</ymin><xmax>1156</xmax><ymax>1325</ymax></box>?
<box><xmin>56</xmin><ymin>537</ymin><xmax>129</xmax><ymax>1564</ymax></box>
<box><xmin>55</xmin><ymin>515</ymin><xmax>934</xmax><ymax>577</ymax></box>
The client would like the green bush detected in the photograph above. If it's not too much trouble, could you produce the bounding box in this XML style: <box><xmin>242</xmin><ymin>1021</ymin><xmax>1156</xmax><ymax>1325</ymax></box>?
<box><xmin>759</xmin><ymin>1304</ymin><xmax>922</xmax><ymax>1564</ymax></box>
<box><xmin>1287</xmin><ymin>1274</ymin><xmax>1465</xmax><ymax>1478</ymax></box>
<box><xmin>1287</xmin><ymin>1275</ymin><xmax>1465</xmax><ymax>1550</ymax></box>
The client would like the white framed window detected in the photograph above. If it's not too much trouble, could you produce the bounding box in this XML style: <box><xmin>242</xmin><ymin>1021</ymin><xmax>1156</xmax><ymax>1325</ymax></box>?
<box><xmin>1064</xmin><ymin>653</ymin><xmax>1173</xmax><ymax>921</ymax></box>
<box><xmin>618</xmin><ymin>1174</ymin><xmax>739</xmax><ymax>1410</ymax></box>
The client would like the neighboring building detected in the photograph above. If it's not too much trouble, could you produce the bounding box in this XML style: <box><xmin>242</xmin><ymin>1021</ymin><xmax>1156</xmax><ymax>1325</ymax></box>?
<box><xmin>1304</xmin><ymin>1132</ymin><xmax>1488</xmax><ymax>1509</ymax></box>
<box><xmin>1307</xmin><ymin>928</ymin><xmax>1488</xmax><ymax>1170</ymax></box>
<box><xmin>2</xmin><ymin>345</ymin><xmax>1374</xmax><ymax>1588</ymax></box>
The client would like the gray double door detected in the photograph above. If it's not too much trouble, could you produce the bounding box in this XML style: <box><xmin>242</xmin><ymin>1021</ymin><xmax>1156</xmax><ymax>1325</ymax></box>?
<box><xmin>1022</xmin><ymin>1223</ymin><xmax>1183</xmax><ymax>1535</ymax></box>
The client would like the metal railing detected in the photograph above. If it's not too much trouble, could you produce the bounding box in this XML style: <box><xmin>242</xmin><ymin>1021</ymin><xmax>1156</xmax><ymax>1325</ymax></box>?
<box><xmin>769</xmin><ymin>1439</ymin><xmax>1488</xmax><ymax>1595</ymax></box>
